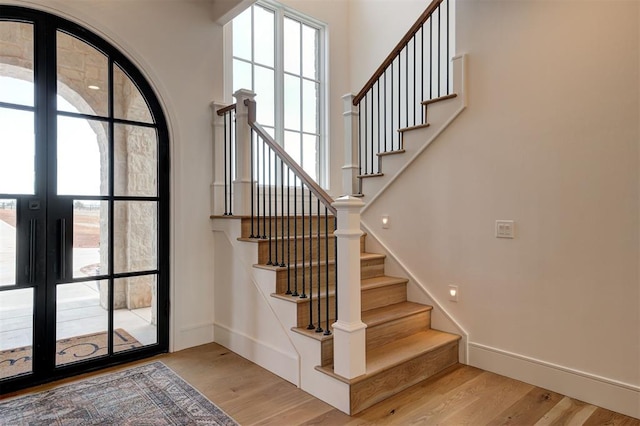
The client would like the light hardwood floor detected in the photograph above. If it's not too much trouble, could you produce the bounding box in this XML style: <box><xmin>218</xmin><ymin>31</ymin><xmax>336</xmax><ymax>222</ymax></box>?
<box><xmin>3</xmin><ymin>342</ymin><xmax>639</xmax><ymax>425</ymax></box>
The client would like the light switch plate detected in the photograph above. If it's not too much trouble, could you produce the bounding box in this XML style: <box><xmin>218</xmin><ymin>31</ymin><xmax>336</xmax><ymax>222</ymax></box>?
<box><xmin>496</xmin><ymin>220</ymin><xmax>515</xmax><ymax>238</ymax></box>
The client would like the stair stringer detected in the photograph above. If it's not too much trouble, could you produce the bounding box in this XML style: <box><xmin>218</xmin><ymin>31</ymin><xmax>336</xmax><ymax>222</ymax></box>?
<box><xmin>211</xmin><ymin>218</ymin><xmax>350</xmax><ymax>414</ymax></box>
<box><xmin>358</xmin><ymin>222</ymin><xmax>469</xmax><ymax>364</ymax></box>
<box><xmin>359</xmin><ymin>54</ymin><xmax>468</xmax><ymax>205</ymax></box>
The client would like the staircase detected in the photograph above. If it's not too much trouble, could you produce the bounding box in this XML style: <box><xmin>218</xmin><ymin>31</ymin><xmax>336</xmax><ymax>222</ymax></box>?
<box><xmin>211</xmin><ymin>0</ymin><xmax>467</xmax><ymax>415</ymax></box>
<box><xmin>221</xmin><ymin>214</ymin><xmax>460</xmax><ymax>415</ymax></box>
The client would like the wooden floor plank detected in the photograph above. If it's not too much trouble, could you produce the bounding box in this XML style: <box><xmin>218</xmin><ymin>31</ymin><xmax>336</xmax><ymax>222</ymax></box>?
<box><xmin>433</xmin><ymin>371</ymin><xmax>534</xmax><ymax>424</ymax></box>
<box><xmin>584</xmin><ymin>407</ymin><xmax>640</xmax><ymax>426</ymax></box>
<box><xmin>4</xmin><ymin>342</ymin><xmax>638</xmax><ymax>425</ymax></box>
<box><xmin>534</xmin><ymin>397</ymin><xmax>598</xmax><ymax>426</ymax></box>
<box><xmin>486</xmin><ymin>387</ymin><xmax>564</xmax><ymax>426</ymax></box>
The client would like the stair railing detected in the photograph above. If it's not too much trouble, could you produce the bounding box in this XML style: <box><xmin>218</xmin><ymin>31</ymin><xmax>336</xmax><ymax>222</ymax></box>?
<box><xmin>215</xmin><ymin>90</ymin><xmax>338</xmax><ymax>337</ymax></box>
<box><xmin>214</xmin><ymin>90</ymin><xmax>367</xmax><ymax>379</ymax></box>
<box><xmin>344</xmin><ymin>0</ymin><xmax>453</xmax><ymax>194</ymax></box>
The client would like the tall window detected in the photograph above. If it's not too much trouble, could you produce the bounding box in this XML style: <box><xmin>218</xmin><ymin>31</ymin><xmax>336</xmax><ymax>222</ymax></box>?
<box><xmin>230</xmin><ymin>1</ymin><xmax>326</xmax><ymax>184</ymax></box>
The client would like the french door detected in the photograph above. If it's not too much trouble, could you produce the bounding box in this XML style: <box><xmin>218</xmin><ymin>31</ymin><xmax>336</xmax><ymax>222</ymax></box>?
<box><xmin>0</xmin><ymin>7</ymin><xmax>169</xmax><ymax>392</ymax></box>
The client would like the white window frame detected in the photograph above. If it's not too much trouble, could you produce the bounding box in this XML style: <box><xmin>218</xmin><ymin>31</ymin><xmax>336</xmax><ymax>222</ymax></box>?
<box><xmin>224</xmin><ymin>0</ymin><xmax>328</xmax><ymax>188</ymax></box>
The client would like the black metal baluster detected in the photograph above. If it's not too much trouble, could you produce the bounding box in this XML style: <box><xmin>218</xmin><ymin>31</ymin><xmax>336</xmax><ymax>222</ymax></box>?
<box><xmin>316</xmin><ymin>199</ymin><xmax>323</xmax><ymax>333</ymax></box>
<box><xmin>223</xmin><ymin>112</ymin><xmax>228</xmax><ymax>215</ymax></box>
<box><xmin>293</xmin><ymin>178</ymin><xmax>299</xmax><ymax>296</ymax></box>
<box><xmin>421</xmin><ymin>24</ymin><xmax>424</xmax><ymax>119</ymax></box>
<box><xmin>255</xmin><ymin>135</ymin><xmax>261</xmax><ymax>238</ymax></box>
<box><xmin>446</xmin><ymin>0</ymin><xmax>450</xmax><ymax>94</ymax></box>
<box><xmin>363</xmin><ymin>96</ymin><xmax>368</xmax><ymax>175</ymax></box>
<box><xmin>307</xmin><ymin>191</ymin><xmax>314</xmax><ymax>330</ymax></box>
<box><xmin>413</xmin><ymin>35</ymin><xmax>416</xmax><ymax>126</ymax></box>
<box><xmin>229</xmin><ymin>112</ymin><xmax>233</xmax><ymax>215</ymax></box>
<box><xmin>262</xmin><ymin>138</ymin><xmax>267</xmax><ymax>239</ymax></box>
<box><xmin>391</xmin><ymin>58</ymin><xmax>394</xmax><ymax>151</ymax></box>
<box><xmin>273</xmin><ymin>152</ymin><xmax>278</xmax><ymax>266</ymax></box>
<box><xmin>383</xmin><ymin>70</ymin><xmax>387</xmax><ymax>153</ymax></box>
<box><xmin>267</xmin><ymin>147</ymin><xmax>273</xmax><ymax>265</ymax></box>
<box><xmin>430</xmin><ymin>18</ymin><xmax>433</xmax><ymax>99</ymax></box>
<box><xmin>286</xmin><ymin>168</ymin><xmax>292</xmax><ymax>294</ymax></box>
<box><xmin>300</xmin><ymin>185</ymin><xmax>306</xmax><ymax>299</ymax></box>
<box><xmin>357</xmin><ymin>103</ymin><xmax>362</xmax><ymax>190</ymax></box>
<box><xmin>280</xmin><ymin>159</ymin><xmax>285</xmax><ymax>267</ymax></box>
<box><xmin>377</xmin><ymin>80</ymin><xmax>380</xmax><ymax>159</ymax></box>
<box><xmin>334</xmin><ymin>218</ymin><xmax>338</xmax><ymax>322</ymax></box>
<box><xmin>438</xmin><ymin>5</ymin><xmax>441</xmax><ymax>98</ymax></box>
<box><xmin>405</xmin><ymin>46</ymin><xmax>409</xmax><ymax>129</ymax></box>
<box><xmin>250</xmin><ymin>129</ymin><xmax>255</xmax><ymax>237</ymax></box>
<box><xmin>397</xmin><ymin>57</ymin><xmax>401</xmax><ymax>150</ymax></box>
<box><xmin>324</xmin><ymin>209</ymin><xmax>331</xmax><ymax>335</ymax></box>
<box><xmin>370</xmin><ymin>90</ymin><xmax>374</xmax><ymax>173</ymax></box>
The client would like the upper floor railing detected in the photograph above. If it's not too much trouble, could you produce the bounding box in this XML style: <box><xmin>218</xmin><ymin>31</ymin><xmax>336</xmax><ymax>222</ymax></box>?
<box><xmin>350</xmin><ymin>0</ymin><xmax>453</xmax><ymax>190</ymax></box>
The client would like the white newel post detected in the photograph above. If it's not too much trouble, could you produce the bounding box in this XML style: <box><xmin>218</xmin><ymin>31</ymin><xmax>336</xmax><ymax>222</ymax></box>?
<box><xmin>332</xmin><ymin>195</ymin><xmax>367</xmax><ymax>379</ymax></box>
<box><xmin>232</xmin><ymin>89</ymin><xmax>256</xmax><ymax>216</ymax></box>
<box><xmin>210</xmin><ymin>101</ymin><xmax>227</xmax><ymax>216</ymax></box>
<box><xmin>342</xmin><ymin>94</ymin><xmax>359</xmax><ymax>196</ymax></box>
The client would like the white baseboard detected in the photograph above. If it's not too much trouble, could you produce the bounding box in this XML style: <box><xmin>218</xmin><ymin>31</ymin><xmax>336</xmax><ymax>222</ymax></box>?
<box><xmin>214</xmin><ymin>323</ymin><xmax>299</xmax><ymax>386</ymax></box>
<box><xmin>469</xmin><ymin>342</ymin><xmax>640</xmax><ymax>419</ymax></box>
<box><xmin>171</xmin><ymin>321</ymin><xmax>214</xmax><ymax>352</ymax></box>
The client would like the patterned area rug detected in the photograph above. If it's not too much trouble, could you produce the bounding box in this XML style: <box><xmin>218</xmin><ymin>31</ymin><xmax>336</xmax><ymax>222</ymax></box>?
<box><xmin>0</xmin><ymin>329</ymin><xmax>141</xmax><ymax>380</ymax></box>
<box><xmin>0</xmin><ymin>361</ymin><xmax>238</xmax><ymax>425</ymax></box>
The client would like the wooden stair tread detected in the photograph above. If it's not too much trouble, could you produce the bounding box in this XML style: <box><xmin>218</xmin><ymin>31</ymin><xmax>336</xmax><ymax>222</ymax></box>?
<box><xmin>272</xmin><ymin>291</ymin><xmax>335</xmax><ymax>304</ymax></box>
<box><xmin>361</xmin><ymin>301</ymin><xmax>432</xmax><ymax>327</ymax></box>
<box><xmin>364</xmin><ymin>330</ymin><xmax>460</xmax><ymax>380</ymax></box>
<box><xmin>238</xmin><ymin>233</ymin><xmax>335</xmax><ymax>243</ymax></box>
<box><xmin>398</xmin><ymin>122</ymin><xmax>430</xmax><ymax>133</ymax></box>
<box><xmin>360</xmin><ymin>252</ymin><xmax>386</xmax><ymax>261</ymax></box>
<box><xmin>254</xmin><ymin>258</ymin><xmax>335</xmax><ymax>272</ymax></box>
<box><xmin>357</xmin><ymin>173</ymin><xmax>384</xmax><ymax>179</ymax></box>
<box><xmin>316</xmin><ymin>329</ymin><xmax>460</xmax><ymax>384</ymax></box>
<box><xmin>292</xmin><ymin>324</ymin><xmax>334</xmax><ymax>342</ymax></box>
<box><xmin>376</xmin><ymin>149</ymin><xmax>406</xmax><ymax>157</ymax></box>
<box><xmin>421</xmin><ymin>93</ymin><xmax>458</xmax><ymax>106</ymax></box>
<box><xmin>361</xmin><ymin>275</ymin><xmax>408</xmax><ymax>291</ymax></box>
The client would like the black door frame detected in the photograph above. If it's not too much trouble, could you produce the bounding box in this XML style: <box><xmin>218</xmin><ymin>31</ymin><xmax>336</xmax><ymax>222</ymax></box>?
<box><xmin>0</xmin><ymin>5</ymin><xmax>170</xmax><ymax>393</ymax></box>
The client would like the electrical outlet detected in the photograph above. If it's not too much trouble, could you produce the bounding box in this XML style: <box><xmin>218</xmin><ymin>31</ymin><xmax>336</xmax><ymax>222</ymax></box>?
<box><xmin>496</xmin><ymin>220</ymin><xmax>515</xmax><ymax>238</ymax></box>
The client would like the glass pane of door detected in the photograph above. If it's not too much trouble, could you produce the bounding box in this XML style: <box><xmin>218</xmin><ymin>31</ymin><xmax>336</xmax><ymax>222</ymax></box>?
<box><xmin>0</xmin><ymin>199</ymin><xmax>16</xmax><ymax>286</ymax></box>
<box><xmin>0</xmin><ymin>287</ymin><xmax>33</xmax><ymax>379</ymax></box>
<box><xmin>55</xmin><ymin>280</ymin><xmax>108</xmax><ymax>366</ymax></box>
<box><xmin>73</xmin><ymin>200</ymin><xmax>108</xmax><ymax>279</ymax></box>
<box><xmin>57</xmin><ymin>116</ymin><xmax>107</xmax><ymax>196</ymax></box>
<box><xmin>57</xmin><ymin>31</ymin><xmax>108</xmax><ymax>117</ymax></box>
<box><xmin>0</xmin><ymin>107</ymin><xmax>35</xmax><ymax>195</ymax></box>
<box><xmin>114</xmin><ymin>124</ymin><xmax>157</xmax><ymax>197</ymax></box>
<box><xmin>0</xmin><ymin>21</ymin><xmax>34</xmax><ymax>106</ymax></box>
<box><xmin>113</xmin><ymin>64</ymin><xmax>153</xmax><ymax>124</ymax></box>
<box><xmin>113</xmin><ymin>275</ymin><xmax>157</xmax><ymax>352</ymax></box>
<box><xmin>114</xmin><ymin>201</ymin><xmax>157</xmax><ymax>274</ymax></box>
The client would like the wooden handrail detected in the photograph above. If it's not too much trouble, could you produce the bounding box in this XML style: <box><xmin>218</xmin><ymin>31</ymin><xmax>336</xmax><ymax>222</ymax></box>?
<box><xmin>216</xmin><ymin>103</ymin><xmax>236</xmax><ymax>116</ymax></box>
<box><xmin>352</xmin><ymin>0</ymin><xmax>444</xmax><ymax>106</ymax></box>
<box><xmin>245</xmin><ymin>99</ymin><xmax>337</xmax><ymax>216</ymax></box>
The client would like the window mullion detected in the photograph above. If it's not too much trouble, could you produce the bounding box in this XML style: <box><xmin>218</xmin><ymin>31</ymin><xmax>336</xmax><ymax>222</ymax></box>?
<box><xmin>274</xmin><ymin>7</ymin><xmax>285</xmax><ymax>147</ymax></box>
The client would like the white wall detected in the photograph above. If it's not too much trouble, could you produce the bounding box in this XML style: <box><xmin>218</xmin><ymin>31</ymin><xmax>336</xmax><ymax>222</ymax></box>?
<box><xmin>348</xmin><ymin>0</ymin><xmax>426</xmax><ymax>92</ymax></box>
<box><xmin>353</xmin><ymin>0</ymin><xmax>640</xmax><ymax>417</ymax></box>
<box><xmin>5</xmin><ymin>0</ymin><xmax>224</xmax><ymax>351</ymax></box>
